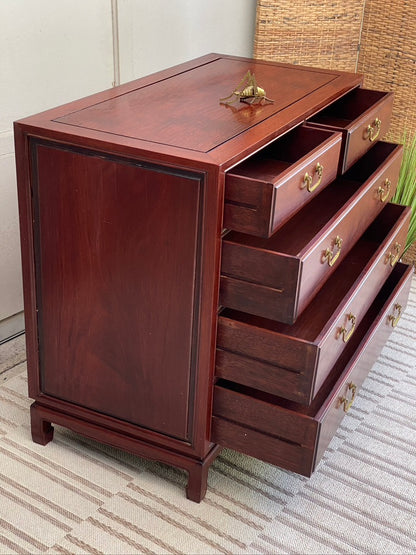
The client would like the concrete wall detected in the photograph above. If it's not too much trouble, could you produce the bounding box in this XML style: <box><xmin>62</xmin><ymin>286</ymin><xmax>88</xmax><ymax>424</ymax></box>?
<box><xmin>0</xmin><ymin>0</ymin><xmax>256</xmax><ymax>341</ymax></box>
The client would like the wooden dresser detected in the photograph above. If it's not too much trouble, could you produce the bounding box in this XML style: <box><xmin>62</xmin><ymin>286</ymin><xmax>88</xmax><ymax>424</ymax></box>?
<box><xmin>14</xmin><ymin>54</ymin><xmax>413</xmax><ymax>502</ymax></box>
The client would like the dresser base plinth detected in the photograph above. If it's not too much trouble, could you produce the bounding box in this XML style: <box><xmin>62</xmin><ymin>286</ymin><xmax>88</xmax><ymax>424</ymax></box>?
<box><xmin>29</xmin><ymin>401</ymin><xmax>221</xmax><ymax>502</ymax></box>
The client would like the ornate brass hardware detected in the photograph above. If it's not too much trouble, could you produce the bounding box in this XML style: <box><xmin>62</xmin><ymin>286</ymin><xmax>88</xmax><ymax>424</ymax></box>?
<box><xmin>220</xmin><ymin>70</ymin><xmax>274</xmax><ymax>105</ymax></box>
<box><xmin>322</xmin><ymin>235</ymin><xmax>343</xmax><ymax>267</ymax></box>
<box><xmin>338</xmin><ymin>313</ymin><xmax>357</xmax><ymax>343</ymax></box>
<box><xmin>339</xmin><ymin>382</ymin><xmax>357</xmax><ymax>413</ymax></box>
<box><xmin>386</xmin><ymin>241</ymin><xmax>401</xmax><ymax>267</ymax></box>
<box><xmin>388</xmin><ymin>303</ymin><xmax>402</xmax><ymax>327</ymax></box>
<box><xmin>303</xmin><ymin>162</ymin><xmax>324</xmax><ymax>193</ymax></box>
<box><xmin>365</xmin><ymin>117</ymin><xmax>381</xmax><ymax>142</ymax></box>
<box><xmin>377</xmin><ymin>178</ymin><xmax>391</xmax><ymax>202</ymax></box>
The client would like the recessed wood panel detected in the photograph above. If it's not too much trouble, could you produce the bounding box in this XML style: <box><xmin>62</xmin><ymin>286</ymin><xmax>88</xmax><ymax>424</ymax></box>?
<box><xmin>32</xmin><ymin>141</ymin><xmax>203</xmax><ymax>440</ymax></box>
<box><xmin>54</xmin><ymin>58</ymin><xmax>338</xmax><ymax>152</ymax></box>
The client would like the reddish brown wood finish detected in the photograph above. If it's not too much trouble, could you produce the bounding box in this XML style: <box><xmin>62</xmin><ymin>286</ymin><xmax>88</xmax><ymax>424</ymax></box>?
<box><xmin>217</xmin><ymin>203</ymin><xmax>410</xmax><ymax>404</ymax></box>
<box><xmin>224</xmin><ymin>126</ymin><xmax>342</xmax><ymax>237</ymax></box>
<box><xmin>308</xmin><ymin>88</ymin><xmax>394</xmax><ymax>173</ymax></box>
<box><xmin>212</xmin><ymin>263</ymin><xmax>413</xmax><ymax>476</ymax></box>
<box><xmin>221</xmin><ymin>142</ymin><xmax>403</xmax><ymax>323</ymax></box>
<box><xmin>14</xmin><ymin>53</ymin><xmax>402</xmax><ymax>502</ymax></box>
<box><xmin>32</xmin><ymin>141</ymin><xmax>204</xmax><ymax>440</ymax></box>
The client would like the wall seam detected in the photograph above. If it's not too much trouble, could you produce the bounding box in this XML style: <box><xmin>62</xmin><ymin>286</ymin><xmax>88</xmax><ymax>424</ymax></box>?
<box><xmin>111</xmin><ymin>0</ymin><xmax>121</xmax><ymax>86</ymax></box>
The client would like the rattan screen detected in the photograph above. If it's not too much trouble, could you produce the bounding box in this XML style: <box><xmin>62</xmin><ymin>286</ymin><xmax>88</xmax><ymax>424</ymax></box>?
<box><xmin>253</xmin><ymin>0</ymin><xmax>365</xmax><ymax>72</ymax></box>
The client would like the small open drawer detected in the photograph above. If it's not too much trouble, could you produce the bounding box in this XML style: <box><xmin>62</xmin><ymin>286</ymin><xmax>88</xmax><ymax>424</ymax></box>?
<box><xmin>212</xmin><ymin>263</ymin><xmax>413</xmax><ymax>477</ymax></box>
<box><xmin>217</xmin><ymin>202</ymin><xmax>410</xmax><ymax>405</ymax></box>
<box><xmin>223</xmin><ymin>125</ymin><xmax>342</xmax><ymax>238</ymax></box>
<box><xmin>220</xmin><ymin>141</ymin><xmax>403</xmax><ymax>324</ymax></box>
<box><xmin>307</xmin><ymin>88</ymin><xmax>393</xmax><ymax>173</ymax></box>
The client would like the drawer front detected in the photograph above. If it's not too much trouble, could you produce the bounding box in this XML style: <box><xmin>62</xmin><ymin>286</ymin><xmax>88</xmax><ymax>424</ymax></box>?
<box><xmin>297</xmin><ymin>144</ymin><xmax>402</xmax><ymax>312</ymax></box>
<box><xmin>212</xmin><ymin>263</ymin><xmax>413</xmax><ymax>476</ymax></box>
<box><xmin>220</xmin><ymin>143</ymin><xmax>403</xmax><ymax>324</ymax></box>
<box><xmin>217</xmin><ymin>204</ymin><xmax>411</xmax><ymax>404</ymax></box>
<box><xmin>311</xmin><ymin>204</ymin><xmax>410</xmax><ymax>396</ymax></box>
<box><xmin>343</xmin><ymin>93</ymin><xmax>393</xmax><ymax>172</ymax></box>
<box><xmin>308</xmin><ymin>89</ymin><xmax>394</xmax><ymax>174</ymax></box>
<box><xmin>224</xmin><ymin>127</ymin><xmax>342</xmax><ymax>238</ymax></box>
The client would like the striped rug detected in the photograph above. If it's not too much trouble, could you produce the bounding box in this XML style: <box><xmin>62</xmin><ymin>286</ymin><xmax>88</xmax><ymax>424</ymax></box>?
<box><xmin>0</xmin><ymin>277</ymin><xmax>415</xmax><ymax>554</ymax></box>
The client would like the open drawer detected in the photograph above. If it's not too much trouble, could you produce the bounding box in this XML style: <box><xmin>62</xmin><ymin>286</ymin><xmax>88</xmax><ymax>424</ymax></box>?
<box><xmin>223</xmin><ymin>125</ymin><xmax>342</xmax><ymax>238</ymax></box>
<box><xmin>217</xmin><ymin>202</ymin><xmax>410</xmax><ymax>404</ymax></box>
<box><xmin>212</xmin><ymin>263</ymin><xmax>413</xmax><ymax>477</ymax></box>
<box><xmin>220</xmin><ymin>141</ymin><xmax>403</xmax><ymax>324</ymax></box>
<box><xmin>307</xmin><ymin>88</ymin><xmax>393</xmax><ymax>173</ymax></box>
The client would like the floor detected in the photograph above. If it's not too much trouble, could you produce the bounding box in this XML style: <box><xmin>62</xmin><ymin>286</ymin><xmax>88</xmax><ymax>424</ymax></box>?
<box><xmin>0</xmin><ymin>333</ymin><xmax>27</xmax><ymax>383</ymax></box>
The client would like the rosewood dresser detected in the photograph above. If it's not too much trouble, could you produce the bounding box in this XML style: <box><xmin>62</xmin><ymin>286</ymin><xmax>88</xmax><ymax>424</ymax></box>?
<box><xmin>14</xmin><ymin>53</ymin><xmax>413</xmax><ymax>502</ymax></box>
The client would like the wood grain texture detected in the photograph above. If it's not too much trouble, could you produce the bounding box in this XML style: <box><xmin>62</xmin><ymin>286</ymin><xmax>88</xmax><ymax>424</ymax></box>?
<box><xmin>217</xmin><ymin>204</ymin><xmax>410</xmax><ymax>404</ymax></box>
<box><xmin>220</xmin><ymin>142</ymin><xmax>403</xmax><ymax>323</ymax></box>
<box><xmin>308</xmin><ymin>88</ymin><xmax>394</xmax><ymax>172</ymax></box>
<box><xmin>224</xmin><ymin>126</ymin><xmax>342</xmax><ymax>237</ymax></box>
<box><xmin>212</xmin><ymin>263</ymin><xmax>413</xmax><ymax>476</ymax></box>
<box><xmin>32</xmin><ymin>141</ymin><xmax>204</xmax><ymax>440</ymax></box>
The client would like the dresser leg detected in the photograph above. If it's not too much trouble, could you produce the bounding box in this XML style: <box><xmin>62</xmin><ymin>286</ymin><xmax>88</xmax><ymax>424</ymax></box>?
<box><xmin>186</xmin><ymin>461</ymin><xmax>209</xmax><ymax>502</ymax></box>
<box><xmin>30</xmin><ymin>403</ymin><xmax>54</xmax><ymax>445</ymax></box>
<box><xmin>185</xmin><ymin>444</ymin><xmax>221</xmax><ymax>502</ymax></box>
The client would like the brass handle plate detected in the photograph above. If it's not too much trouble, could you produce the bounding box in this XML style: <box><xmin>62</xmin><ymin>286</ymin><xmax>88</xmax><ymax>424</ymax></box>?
<box><xmin>339</xmin><ymin>382</ymin><xmax>357</xmax><ymax>413</ymax></box>
<box><xmin>365</xmin><ymin>117</ymin><xmax>381</xmax><ymax>142</ymax></box>
<box><xmin>377</xmin><ymin>178</ymin><xmax>391</xmax><ymax>202</ymax></box>
<box><xmin>322</xmin><ymin>235</ymin><xmax>343</xmax><ymax>267</ymax></box>
<box><xmin>338</xmin><ymin>313</ymin><xmax>357</xmax><ymax>343</ymax></box>
<box><xmin>386</xmin><ymin>242</ymin><xmax>401</xmax><ymax>267</ymax></box>
<box><xmin>303</xmin><ymin>162</ymin><xmax>324</xmax><ymax>193</ymax></box>
<box><xmin>388</xmin><ymin>303</ymin><xmax>402</xmax><ymax>327</ymax></box>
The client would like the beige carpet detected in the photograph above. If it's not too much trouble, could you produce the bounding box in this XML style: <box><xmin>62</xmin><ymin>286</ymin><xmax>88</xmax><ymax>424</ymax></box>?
<box><xmin>0</xmin><ymin>278</ymin><xmax>415</xmax><ymax>554</ymax></box>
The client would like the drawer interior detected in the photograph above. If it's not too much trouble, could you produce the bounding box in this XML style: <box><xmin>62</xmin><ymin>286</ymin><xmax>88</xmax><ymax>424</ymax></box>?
<box><xmin>309</xmin><ymin>88</ymin><xmax>389</xmax><ymax>128</ymax></box>
<box><xmin>220</xmin><ymin>203</ymin><xmax>408</xmax><ymax>342</ymax></box>
<box><xmin>224</xmin><ymin>178</ymin><xmax>357</xmax><ymax>256</ymax></box>
<box><xmin>224</xmin><ymin>142</ymin><xmax>399</xmax><ymax>257</ymax></box>
<box><xmin>228</xmin><ymin>125</ymin><xmax>336</xmax><ymax>181</ymax></box>
<box><xmin>342</xmin><ymin>141</ymin><xmax>399</xmax><ymax>182</ymax></box>
<box><xmin>217</xmin><ymin>262</ymin><xmax>410</xmax><ymax>419</ymax></box>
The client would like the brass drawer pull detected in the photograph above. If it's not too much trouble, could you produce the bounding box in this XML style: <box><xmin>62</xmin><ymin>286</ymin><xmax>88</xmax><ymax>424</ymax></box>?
<box><xmin>338</xmin><ymin>313</ymin><xmax>356</xmax><ymax>343</ymax></box>
<box><xmin>340</xmin><ymin>382</ymin><xmax>357</xmax><ymax>413</ymax></box>
<box><xmin>322</xmin><ymin>235</ymin><xmax>343</xmax><ymax>266</ymax></box>
<box><xmin>303</xmin><ymin>162</ymin><xmax>324</xmax><ymax>193</ymax></box>
<box><xmin>386</xmin><ymin>242</ymin><xmax>401</xmax><ymax>267</ymax></box>
<box><xmin>388</xmin><ymin>303</ymin><xmax>402</xmax><ymax>327</ymax></box>
<box><xmin>377</xmin><ymin>178</ymin><xmax>391</xmax><ymax>202</ymax></box>
<box><xmin>365</xmin><ymin>117</ymin><xmax>381</xmax><ymax>142</ymax></box>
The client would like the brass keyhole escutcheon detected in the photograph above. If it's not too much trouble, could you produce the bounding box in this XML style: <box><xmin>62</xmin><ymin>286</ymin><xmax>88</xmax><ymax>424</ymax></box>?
<box><xmin>388</xmin><ymin>303</ymin><xmax>402</xmax><ymax>327</ymax></box>
<box><xmin>322</xmin><ymin>235</ymin><xmax>343</xmax><ymax>267</ymax></box>
<box><xmin>365</xmin><ymin>117</ymin><xmax>381</xmax><ymax>142</ymax></box>
<box><xmin>303</xmin><ymin>162</ymin><xmax>324</xmax><ymax>193</ymax></box>
<box><xmin>338</xmin><ymin>313</ymin><xmax>357</xmax><ymax>343</ymax></box>
<box><xmin>377</xmin><ymin>178</ymin><xmax>391</xmax><ymax>202</ymax></box>
<box><xmin>339</xmin><ymin>382</ymin><xmax>357</xmax><ymax>413</ymax></box>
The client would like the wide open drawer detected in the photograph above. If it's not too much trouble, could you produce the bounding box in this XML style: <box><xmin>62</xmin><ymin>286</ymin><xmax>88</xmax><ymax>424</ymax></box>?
<box><xmin>217</xmin><ymin>203</ymin><xmax>410</xmax><ymax>404</ymax></box>
<box><xmin>223</xmin><ymin>125</ymin><xmax>342</xmax><ymax>238</ymax></box>
<box><xmin>307</xmin><ymin>88</ymin><xmax>393</xmax><ymax>173</ymax></box>
<box><xmin>220</xmin><ymin>141</ymin><xmax>403</xmax><ymax>324</ymax></box>
<box><xmin>212</xmin><ymin>263</ymin><xmax>413</xmax><ymax>477</ymax></box>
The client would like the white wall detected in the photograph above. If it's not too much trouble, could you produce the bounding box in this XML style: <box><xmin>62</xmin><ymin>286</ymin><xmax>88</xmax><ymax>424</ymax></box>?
<box><xmin>117</xmin><ymin>0</ymin><xmax>257</xmax><ymax>82</ymax></box>
<box><xmin>0</xmin><ymin>0</ymin><xmax>256</xmax><ymax>342</ymax></box>
<box><xmin>0</xmin><ymin>0</ymin><xmax>114</xmax><ymax>342</ymax></box>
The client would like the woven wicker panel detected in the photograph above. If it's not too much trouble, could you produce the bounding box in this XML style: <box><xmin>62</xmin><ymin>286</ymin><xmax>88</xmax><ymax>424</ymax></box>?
<box><xmin>253</xmin><ymin>0</ymin><xmax>365</xmax><ymax>72</ymax></box>
<box><xmin>357</xmin><ymin>0</ymin><xmax>416</xmax><ymax>142</ymax></box>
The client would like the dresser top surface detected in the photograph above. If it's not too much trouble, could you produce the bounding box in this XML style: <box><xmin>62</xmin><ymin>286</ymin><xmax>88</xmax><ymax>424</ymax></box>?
<box><xmin>16</xmin><ymin>54</ymin><xmax>362</xmax><ymax>166</ymax></box>
<box><xmin>54</xmin><ymin>58</ymin><xmax>340</xmax><ymax>153</ymax></box>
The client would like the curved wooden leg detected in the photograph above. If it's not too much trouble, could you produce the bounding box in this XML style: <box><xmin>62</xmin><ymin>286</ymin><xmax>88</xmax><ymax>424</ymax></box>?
<box><xmin>30</xmin><ymin>403</ymin><xmax>54</xmax><ymax>445</ymax></box>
